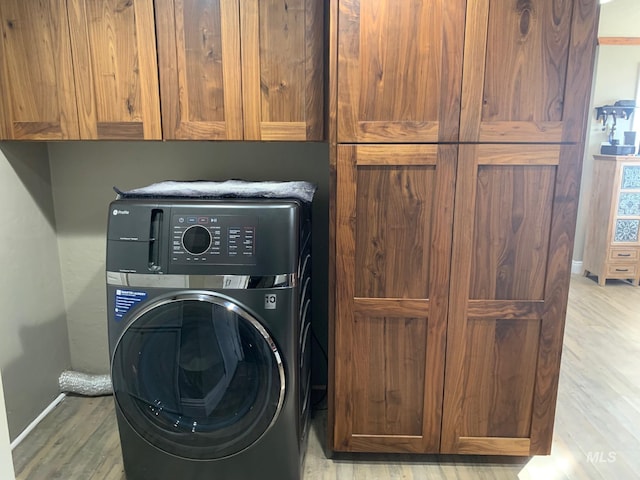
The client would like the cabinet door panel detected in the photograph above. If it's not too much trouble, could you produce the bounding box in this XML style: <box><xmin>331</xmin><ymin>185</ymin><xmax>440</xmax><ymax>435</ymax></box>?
<box><xmin>460</xmin><ymin>0</ymin><xmax>598</xmax><ymax>142</ymax></box>
<box><xmin>241</xmin><ymin>0</ymin><xmax>323</xmax><ymax>140</ymax></box>
<box><xmin>354</xmin><ymin>165</ymin><xmax>433</xmax><ymax>299</ymax></box>
<box><xmin>0</xmin><ymin>0</ymin><xmax>79</xmax><ymax>139</ymax></box>
<box><xmin>462</xmin><ymin>318</ymin><xmax>540</xmax><ymax>438</ymax></box>
<box><xmin>337</xmin><ymin>0</ymin><xmax>465</xmax><ymax>143</ymax></box>
<box><xmin>334</xmin><ymin>144</ymin><xmax>456</xmax><ymax>453</ymax></box>
<box><xmin>442</xmin><ymin>144</ymin><xmax>582</xmax><ymax>455</ymax></box>
<box><xmin>351</xmin><ymin>316</ymin><xmax>427</xmax><ymax>436</ymax></box>
<box><xmin>68</xmin><ymin>0</ymin><xmax>161</xmax><ymax>140</ymax></box>
<box><xmin>470</xmin><ymin>165</ymin><xmax>555</xmax><ymax>300</ymax></box>
<box><xmin>156</xmin><ymin>0</ymin><xmax>243</xmax><ymax>139</ymax></box>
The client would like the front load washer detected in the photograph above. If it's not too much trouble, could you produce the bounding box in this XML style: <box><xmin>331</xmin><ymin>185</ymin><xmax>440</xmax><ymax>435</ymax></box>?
<box><xmin>106</xmin><ymin>195</ymin><xmax>312</xmax><ymax>480</ymax></box>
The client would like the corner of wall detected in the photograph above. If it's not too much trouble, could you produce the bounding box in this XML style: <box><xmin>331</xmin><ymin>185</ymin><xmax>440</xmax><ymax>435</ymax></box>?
<box><xmin>0</xmin><ymin>142</ymin><xmax>71</xmax><ymax>441</ymax></box>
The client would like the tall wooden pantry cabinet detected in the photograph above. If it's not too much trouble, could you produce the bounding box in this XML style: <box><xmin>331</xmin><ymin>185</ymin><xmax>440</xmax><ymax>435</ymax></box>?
<box><xmin>329</xmin><ymin>0</ymin><xmax>600</xmax><ymax>456</ymax></box>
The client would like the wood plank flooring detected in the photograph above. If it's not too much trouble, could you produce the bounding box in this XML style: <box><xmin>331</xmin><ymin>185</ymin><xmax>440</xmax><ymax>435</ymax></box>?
<box><xmin>12</xmin><ymin>275</ymin><xmax>640</xmax><ymax>479</ymax></box>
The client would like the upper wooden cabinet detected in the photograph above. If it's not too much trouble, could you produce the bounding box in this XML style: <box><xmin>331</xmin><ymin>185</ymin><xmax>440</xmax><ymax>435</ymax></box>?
<box><xmin>337</xmin><ymin>0</ymin><xmax>465</xmax><ymax>143</ymax></box>
<box><xmin>240</xmin><ymin>0</ymin><xmax>324</xmax><ymax>140</ymax></box>
<box><xmin>0</xmin><ymin>0</ymin><xmax>323</xmax><ymax>141</ymax></box>
<box><xmin>155</xmin><ymin>0</ymin><xmax>243</xmax><ymax>140</ymax></box>
<box><xmin>460</xmin><ymin>0</ymin><xmax>599</xmax><ymax>143</ymax></box>
<box><xmin>337</xmin><ymin>0</ymin><xmax>597</xmax><ymax>144</ymax></box>
<box><xmin>156</xmin><ymin>0</ymin><xmax>324</xmax><ymax>140</ymax></box>
<box><xmin>68</xmin><ymin>0</ymin><xmax>161</xmax><ymax>139</ymax></box>
<box><xmin>0</xmin><ymin>0</ymin><xmax>79</xmax><ymax>140</ymax></box>
<box><xmin>0</xmin><ymin>0</ymin><xmax>161</xmax><ymax>140</ymax></box>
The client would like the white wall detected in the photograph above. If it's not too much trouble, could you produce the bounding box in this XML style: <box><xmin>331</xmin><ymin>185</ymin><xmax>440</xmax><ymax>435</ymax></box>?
<box><xmin>574</xmin><ymin>0</ymin><xmax>640</xmax><ymax>262</ymax></box>
<box><xmin>0</xmin><ymin>143</ymin><xmax>71</xmax><ymax>441</ymax></box>
<box><xmin>598</xmin><ymin>0</ymin><xmax>640</xmax><ymax>37</ymax></box>
<box><xmin>48</xmin><ymin>141</ymin><xmax>329</xmax><ymax>380</ymax></box>
<box><xmin>0</xmin><ymin>372</ymin><xmax>16</xmax><ymax>480</ymax></box>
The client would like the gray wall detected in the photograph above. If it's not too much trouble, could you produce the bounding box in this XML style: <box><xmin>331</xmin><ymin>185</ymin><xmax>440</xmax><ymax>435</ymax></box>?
<box><xmin>0</xmin><ymin>143</ymin><xmax>71</xmax><ymax>441</ymax></box>
<box><xmin>574</xmin><ymin>0</ymin><xmax>640</xmax><ymax>263</ymax></box>
<box><xmin>0</xmin><ymin>371</ymin><xmax>15</xmax><ymax>479</ymax></box>
<box><xmin>48</xmin><ymin>141</ymin><xmax>329</xmax><ymax>384</ymax></box>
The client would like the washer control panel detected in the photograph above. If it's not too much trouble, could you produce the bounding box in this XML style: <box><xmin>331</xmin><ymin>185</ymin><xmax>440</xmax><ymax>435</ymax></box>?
<box><xmin>171</xmin><ymin>214</ymin><xmax>257</xmax><ymax>265</ymax></box>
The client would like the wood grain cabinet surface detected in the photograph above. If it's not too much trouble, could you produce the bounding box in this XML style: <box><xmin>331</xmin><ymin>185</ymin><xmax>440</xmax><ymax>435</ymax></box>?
<box><xmin>0</xmin><ymin>0</ymin><xmax>323</xmax><ymax>141</ymax></box>
<box><xmin>337</xmin><ymin>0</ymin><xmax>597</xmax><ymax>144</ymax></box>
<box><xmin>330</xmin><ymin>0</ymin><xmax>600</xmax><ymax>456</ymax></box>
<box><xmin>156</xmin><ymin>0</ymin><xmax>323</xmax><ymax>140</ymax></box>
<box><xmin>0</xmin><ymin>0</ymin><xmax>80</xmax><ymax>140</ymax></box>
<box><xmin>0</xmin><ymin>0</ymin><xmax>161</xmax><ymax>140</ymax></box>
<box><xmin>334</xmin><ymin>144</ymin><xmax>456</xmax><ymax>452</ymax></box>
<box><xmin>583</xmin><ymin>155</ymin><xmax>640</xmax><ymax>286</ymax></box>
<box><xmin>337</xmin><ymin>0</ymin><xmax>465</xmax><ymax>143</ymax></box>
<box><xmin>68</xmin><ymin>0</ymin><xmax>161</xmax><ymax>139</ymax></box>
<box><xmin>459</xmin><ymin>0</ymin><xmax>596</xmax><ymax>143</ymax></box>
<box><xmin>441</xmin><ymin>143</ymin><xmax>583</xmax><ymax>455</ymax></box>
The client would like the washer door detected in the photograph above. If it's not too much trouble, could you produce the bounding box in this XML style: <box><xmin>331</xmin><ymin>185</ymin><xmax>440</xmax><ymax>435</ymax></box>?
<box><xmin>111</xmin><ymin>292</ymin><xmax>285</xmax><ymax>460</ymax></box>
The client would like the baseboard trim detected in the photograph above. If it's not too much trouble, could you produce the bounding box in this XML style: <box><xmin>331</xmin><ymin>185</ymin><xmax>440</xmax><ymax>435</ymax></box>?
<box><xmin>572</xmin><ymin>260</ymin><xmax>584</xmax><ymax>275</ymax></box>
<box><xmin>10</xmin><ymin>393</ymin><xmax>66</xmax><ymax>451</ymax></box>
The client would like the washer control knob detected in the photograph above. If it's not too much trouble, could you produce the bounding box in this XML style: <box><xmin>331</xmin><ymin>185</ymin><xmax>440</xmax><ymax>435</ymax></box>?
<box><xmin>181</xmin><ymin>225</ymin><xmax>212</xmax><ymax>255</ymax></box>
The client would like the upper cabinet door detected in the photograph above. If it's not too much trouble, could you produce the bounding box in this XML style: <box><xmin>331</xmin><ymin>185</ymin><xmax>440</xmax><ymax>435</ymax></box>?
<box><xmin>337</xmin><ymin>0</ymin><xmax>466</xmax><ymax>143</ymax></box>
<box><xmin>460</xmin><ymin>0</ymin><xmax>599</xmax><ymax>143</ymax></box>
<box><xmin>0</xmin><ymin>0</ymin><xmax>79</xmax><ymax>140</ymax></box>
<box><xmin>67</xmin><ymin>0</ymin><xmax>162</xmax><ymax>140</ymax></box>
<box><xmin>240</xmin><ymin>0</ymin><xmax>323</xmax><ymax>141</ymax></box>
<box><xmin>156</xmin><ymin>0</ymin><xmax>243</xmax><ymax>140</ymax></box>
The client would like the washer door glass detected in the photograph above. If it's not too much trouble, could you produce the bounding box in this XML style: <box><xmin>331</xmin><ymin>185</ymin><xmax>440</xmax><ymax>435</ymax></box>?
<box><xmin>111</xmin><ymin>293</ymin><xmax>285</xmax><ymax>460</ymax></box>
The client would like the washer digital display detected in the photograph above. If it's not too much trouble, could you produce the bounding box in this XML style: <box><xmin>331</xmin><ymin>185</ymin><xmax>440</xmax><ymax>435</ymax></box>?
<box><xmin>171</xmin><ymin>214</ymin><xmax>257</xmax><ymax>265</ymax></box>
<box><xmin>182</xmin><ymin>225</ymin><xmax>212</xmax><ymax>255</ymax></box>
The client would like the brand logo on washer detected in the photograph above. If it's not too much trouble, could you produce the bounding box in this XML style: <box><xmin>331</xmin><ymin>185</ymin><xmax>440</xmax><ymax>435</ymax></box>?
<box><xmin>112</xmin><ymin>209</ymin><xmax>130</xmax><ymax>216</ymax></box>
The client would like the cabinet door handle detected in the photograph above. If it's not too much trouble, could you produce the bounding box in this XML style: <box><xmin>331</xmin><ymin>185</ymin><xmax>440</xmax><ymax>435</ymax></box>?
<box><xmin>617</xmin><ymin>253</ymin><xmax>631</xmax><ymax>257</ymax></box>
<box><xmin>615</xmin><ymin>268</ymin><xmax>629</xmax><ymax>272</ymax></box>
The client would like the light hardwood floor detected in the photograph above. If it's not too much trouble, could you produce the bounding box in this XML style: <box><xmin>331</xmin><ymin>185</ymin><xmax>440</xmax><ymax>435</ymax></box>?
<box><xmin>12</xmin><ymin>275</ymin><xmax>640</xmax><ymax>479</ymax></box>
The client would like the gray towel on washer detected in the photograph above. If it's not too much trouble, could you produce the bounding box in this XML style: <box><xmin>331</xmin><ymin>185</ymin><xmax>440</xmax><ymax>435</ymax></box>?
<box><xmin>115</xmin><ymin>180</ymin><xmax>316</xmax><ymax>203</ymax></box>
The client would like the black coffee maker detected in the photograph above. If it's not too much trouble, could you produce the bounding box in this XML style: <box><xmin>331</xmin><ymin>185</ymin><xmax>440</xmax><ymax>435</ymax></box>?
<box><xmin>597</xmin><ymin>100</ymin><xmax>636</xmax><ymax>155</ymax></box>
